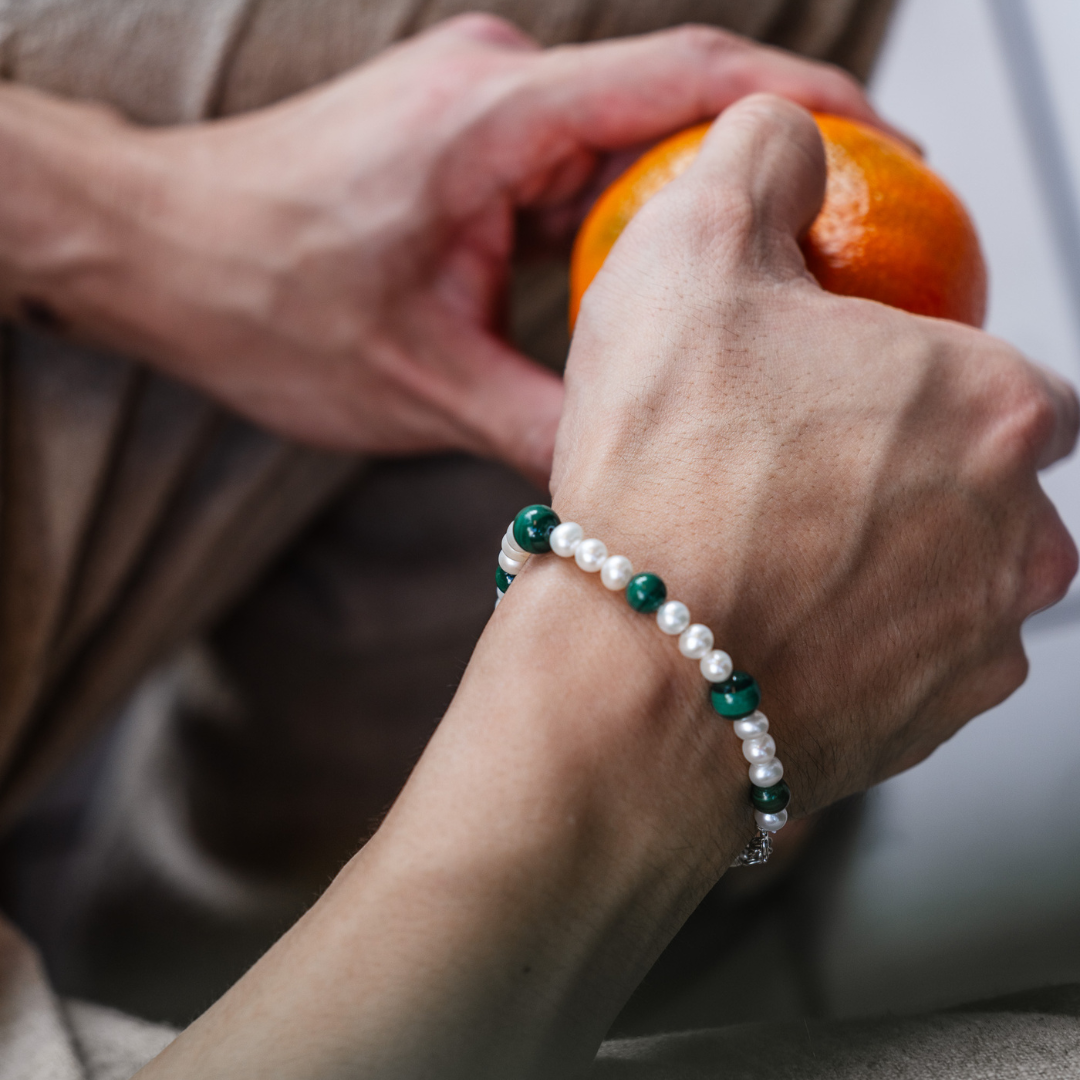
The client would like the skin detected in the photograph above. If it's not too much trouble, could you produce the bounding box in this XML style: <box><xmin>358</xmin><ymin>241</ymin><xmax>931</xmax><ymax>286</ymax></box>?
<box><xmin>0</xmin><ymin>15</ymin><xmax>895</xmax><ymax>486</ymax></box>
<box><xmin>0</xmin><ymin>12</ymin><xmax>1072</xmax><ymax>1077</ymax></box>
<box><xmin>553</xmin><ymin>95</ymin><xmax>1078</xmax><ymax>803</ymax></box>
<box><xmin>133</xmin><ymin>97</ymin><xmax>1077</xmax><ymax>1079</ymax></box>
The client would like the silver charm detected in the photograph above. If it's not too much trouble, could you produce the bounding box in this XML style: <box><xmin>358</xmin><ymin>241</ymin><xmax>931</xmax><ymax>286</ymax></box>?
<box><xmin>730</xmin><ymin>829</ymin><xmax>772</xmax><ymax>867</ymax></box>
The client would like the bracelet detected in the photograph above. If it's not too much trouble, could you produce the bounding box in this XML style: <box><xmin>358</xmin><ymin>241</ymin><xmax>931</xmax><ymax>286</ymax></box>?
<box><xmin>495</xmin><ymin>505</ymin><xmax>789</xmax><ymax>868</ymax></box>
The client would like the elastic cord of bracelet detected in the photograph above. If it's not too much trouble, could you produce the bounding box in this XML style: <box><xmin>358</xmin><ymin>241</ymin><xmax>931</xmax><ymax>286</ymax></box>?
<box><xmin>495</xmin><ymin>504</ymin><xmax>790</xmax><ymax>868</ymax></box>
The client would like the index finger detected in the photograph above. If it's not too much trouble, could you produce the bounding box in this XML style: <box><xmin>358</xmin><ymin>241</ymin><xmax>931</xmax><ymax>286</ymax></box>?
<box><xmin>521</xmin><ymin>25</ymin><xmax>905</xmax><ymax>154</ymax></box>
<box><xmin>1032</xmin><ymin>362</ymin><xmax>1080</xmax><ymax>469</ymax></box>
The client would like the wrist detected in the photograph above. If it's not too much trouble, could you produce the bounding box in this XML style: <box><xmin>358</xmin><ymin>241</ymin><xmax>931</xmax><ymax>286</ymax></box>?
<box><xmin>462</xmin><ymin>553</ymin><xmax>750</xmax><ymax>860</ymax></box>
<box><xmin>318</xmin><ymin>553</ymin><xmax>754</xmax><ymax>1069</ymax></box>
<box><xmin>378</xmin><ymin>552</ymin><xmax>754</xmax><ymax>958</ymax></box>
<box><xmin>173</xmin><ymin>555</ymin><xmax>754</xmax><ymax>1080</ymax></box>
<box><xmin>0</xmin><ymin>86</ymin><xmax>152</xmax><ymax>335</ymax></box>
<box><xmin>0</xmin><ymin>85</ymin><xmax>276</xmax><ymax>391</ymax></box>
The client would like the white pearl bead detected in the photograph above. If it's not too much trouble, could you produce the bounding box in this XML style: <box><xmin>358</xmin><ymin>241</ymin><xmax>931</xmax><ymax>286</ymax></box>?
<box><xmin>741</xmin><ymin>734</ymin><xmax>776</xmax><ymax>764</ymax></box>
<box><xmin>699</xmin><ymin>649</ymin><xmax>733</xmax><ymax>683</ymax></box>
<box><xmin>504</xmin><ymin>525</ymin><xmax>530</xmax><ymax>558</ymax></box>
<box><xmin>732</xmin><ymin>711</ymin><xmax>769</xmax><ymax>739</ymax></box>
<box><xmin>678</xmin><ymin>624</ymin><xmax>714</xmax><ymax>659</ymax></box>
<box><xmin>575</xmin><ymin>538</ymin><xmax>607</xmax><ymax>572</ymax></box>
<box><xmin>600</xmin><ymin>555</ymin><xmax>634</xmax><ymax>590</ymax></box>
<box><xmin>498</xmin><ymin>549</ymin><xmax>527</xmax><ymax>575</ymax></box>
<box><xmin>656</xmin><ymin>601</ymin><xmax>690</xmax><ymax>635</ymax></box>
<box><xmin>501</xmin><ymin>533</ymin><xmax>531</xmax><ymax>562</ymax></box>
<box><xmin>755</xmin><ymin>809</ymin><xmax>788</xmax><ymax>833</ymax></box>
<box><xmin>550</xmin><ymin>522</ymin><xmax>583</xmax><ymax>558</ymax></box>
<box><xmin>494</xmin><ymin>590</ymin><xmax>503</xmax><ymax>607</ymax></box>
<box><xmin>749</xmin><ymin>758</ymin><xmax>784</xmax><ymax>787</ymax></box>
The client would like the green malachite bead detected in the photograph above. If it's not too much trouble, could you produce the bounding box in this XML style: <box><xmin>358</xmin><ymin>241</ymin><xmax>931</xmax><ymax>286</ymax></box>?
<box><xmin>710</xmin><ymin>671</ymin><xmax>761</xmax><ymax>718</ymax></box>
<box><xmin>496</xmin><ymin>565</ymin><xmax>514</xmax><ymax>592</ymax></box>
<box><xmin>625</xmin><ymin>572</ymin><xmax>667</xmax><ymax>613</ymax></box>
<box><xmin>513</xmin><ymin>504</ymin><xmax>561</xmax><ymax>554</ymax></box>
<box><xmin>751</xmin><ymin>780</ymin><xmax>790</xmax><ymax>814</ymax></box>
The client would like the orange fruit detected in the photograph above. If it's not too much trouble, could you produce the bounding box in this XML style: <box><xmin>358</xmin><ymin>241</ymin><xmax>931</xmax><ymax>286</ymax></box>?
<box><xmin>569</xmin><ymin>113</ymin><xmax>987</xmax><ymax>329</ymax></box>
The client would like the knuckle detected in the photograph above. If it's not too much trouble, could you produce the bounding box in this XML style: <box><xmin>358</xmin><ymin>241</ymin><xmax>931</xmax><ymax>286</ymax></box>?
<box><xmin>986</xmin><ymin>360</ymin><xmax>1058</xmax><ymax>469</ymax></box>
<box><xmin>728</xmin><ymin>90</ymin><xmax>809</xmax><ymax>130</ymax></box>
<box><xmin>943</xmin><ymin>644</ymin><xmax>1028</xmax><ymax>730</ymax></box>
<box><xmin>719</xmin><ymin>94</ymin><xmax>824</xmax><ymax>186</ymax></box>
<box><xmin>602</xmin><ymin>179</ymin><xmax>759</xmax><ymax>319</ymax></box>
<box><xmin>967</xmin><ymin>642</ymin><xmax>1030</xmax><ymax>719</ymax></box>
<box><xmin>662</xmin><ymin>183</ymin><xmax>757</xmax><ymax>268</ymax></box>
<box><xmin>1025</xmin><ymin>514</ymin><xmax>1079</xmax><ymax>614</ymax></box>
<box><xmin>819</xmin><ymin>63</ymin><xmax>867</xmax><ymax>103</ymax></box>
<box><xmin>440</xmin><ymin>12</ymin><xmax>534</xmax><ymax>48</ymax></box>
<box><xmin>668</xmin><ymin>23</ymin><xmax>744</xmax><ymax>58</ymax></box>
<box><xmin>993</xmin><ymin>645</ymin><xmax>1030</xmax><ymax>704</ymax></box>
<box><xmin>1057</xmin><ymin>379</ymin><xmax>1080</xmax><ymax>452</ymax></box>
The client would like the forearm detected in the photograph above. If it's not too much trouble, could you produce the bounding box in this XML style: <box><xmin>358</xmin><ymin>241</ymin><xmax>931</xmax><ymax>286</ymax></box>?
<box><xmin>0</xmin><ymin>83</ymin><xmax>296</xmax><ymax>404</ymax></box>
<box><xmin>0</xmin><ymin>85</ymin><xmax>155</xmax><ymax>337</ymax></box>
<box><xmin>137</xmin><ymin>555</ymin><xmax>751</xmax><ymax>1080</ymax></box>
<box><xmin>0</xmin><ymin>81</ymin><xmax>352</xmax><ymax>446</ymax></box>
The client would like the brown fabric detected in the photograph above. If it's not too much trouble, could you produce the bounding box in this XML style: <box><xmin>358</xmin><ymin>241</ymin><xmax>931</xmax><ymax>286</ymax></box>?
<box><xmin>0</xmin><ymin>341</ymin><xmax>355</xmax><ymax>828</ymax></box>
<box><xmin>195</xmin><ymin>455</ymin><xmax>543</xmax><ymax>881</ymax></box>
<box><xmin>0</xmin><ymin>423</ymin><xmax>355</xmax><ymax>823</ymax></box>
<box><xmin>46</xmin><ymin>373</ymin><xmax>215</xmax><ymax>679</ymax></box>
<box><xmin>0</xmin><ymin>333</ymin><xmax>134</xmax><ymax>772</ymax></box>
<box><xmin>0</xmin><ymin>0</ymin><xmax>894</xmax><ymax>826</ymax></box>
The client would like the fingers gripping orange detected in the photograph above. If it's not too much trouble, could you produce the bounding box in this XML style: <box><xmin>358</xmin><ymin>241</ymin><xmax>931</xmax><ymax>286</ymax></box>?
<box><xmin>570</xmin><ymin>113</ymin><xmax>987</xmax><ymax>329</ymax></box>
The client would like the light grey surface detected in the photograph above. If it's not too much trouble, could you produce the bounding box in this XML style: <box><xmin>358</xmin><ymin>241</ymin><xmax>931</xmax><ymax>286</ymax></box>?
<box><xmin>819</xmin><ymin>0</ymin><xmax>1080</xmax><ymax>1018</ymax></box>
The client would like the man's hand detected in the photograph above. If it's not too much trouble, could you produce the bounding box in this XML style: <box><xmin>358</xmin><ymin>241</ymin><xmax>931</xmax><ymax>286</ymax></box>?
<box><xmin>132</xmin><ymin>93</ymin><xmax>1080</xmax><ymax>1080</ymax></box>
<box><xmin>0</xmin><ymin>16</ymin><xmax>890</xmax><ymax>484</ymax></box>
<box><xmin>553</xmin><ymin>93</ymin><xmax>1079</xmax><ymax>814</ymax></box>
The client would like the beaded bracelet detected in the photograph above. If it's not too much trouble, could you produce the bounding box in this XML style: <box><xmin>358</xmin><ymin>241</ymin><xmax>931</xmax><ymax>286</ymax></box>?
<box><xmin>495</xmin><ymin>504</ymin><xmax>789</xmax><ymax>867</ymax></box>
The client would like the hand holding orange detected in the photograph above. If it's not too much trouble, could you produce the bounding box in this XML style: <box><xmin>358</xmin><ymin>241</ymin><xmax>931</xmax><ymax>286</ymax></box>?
<box><xmin>570</xmin><ymin>112</ymin><xmax>987</xmax><ymax>329</ymax></box>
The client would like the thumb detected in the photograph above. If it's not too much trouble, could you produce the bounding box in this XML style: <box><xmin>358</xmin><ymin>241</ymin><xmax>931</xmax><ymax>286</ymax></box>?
<box><xmin>675</xmin><ymin>93</ymin><xmax>827</xmax><ymax>282</ymax></box>
<box><xmin>451</xmin><ymin>329</ymin><xmax>564</xmax><ymax>489</ymax></box>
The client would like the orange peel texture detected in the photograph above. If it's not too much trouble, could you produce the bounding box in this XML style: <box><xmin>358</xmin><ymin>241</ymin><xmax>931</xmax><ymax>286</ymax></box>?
<box><xmin>569</xmin><ymin>113</ymin><xmax>987</xmax><ymax>330</ymax></box>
